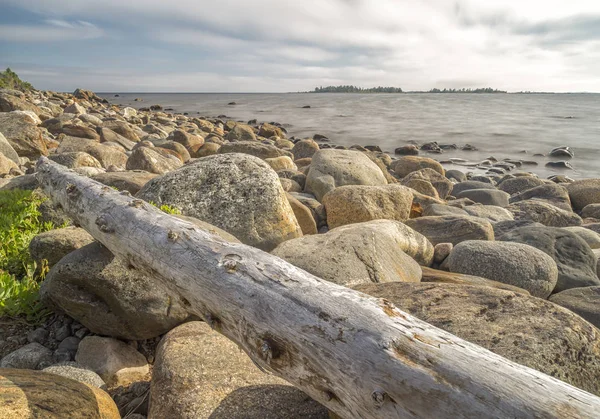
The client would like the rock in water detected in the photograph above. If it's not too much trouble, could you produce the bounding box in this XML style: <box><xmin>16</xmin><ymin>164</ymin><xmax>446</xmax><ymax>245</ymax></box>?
<box><xmin>322</xmin><ymin>184</ymin><xmax>413</xmax><ymax>228</ymax></box>
<box><xmin>446</xmin><ymin>241</ymin><xmax>558</xmax><ymax>298</ymax></box>
<box><xmin>499</xmin><ymin>226</ymin><xmax>600</xmax><ymax>292</ymax></box>
<box><xmin>41</xmin><ymin>242</ymin><xmax>191</xmax><ymax>340</ymax></box>
<box><xmin>0</xmin><ymin>368</ymin><xmax>120</xmax><ymax>419</ymax></box>
<box><xmin>352</xmin><ymin>282</ymin><xmax>600</xmax><ymax>396</ymax></box>
<box><xmin>272</xmin><ymin>220</ymin><xmax>430</xmax><ymax>287</ymax></box>
<box><xmin>305</xmin><ymin>149</ymin><xmax>388</xmax><ymax>201</ymax></box>
<box><xmin>149</xmin><ymin>322</ymin><xmax>327</xmax><ymax>419</ymax></box>
<box><xmin>75</xmin><ymin>336</ymin><xmax>149</xmax><ymax>387</ymax></box>
<box><xmin>137</xmin><ymin>153</ymin><xmax>302</xmax><ymax>251</ymax></box>
<box><xmin>404</xmin><ymin>215</ymin><xmax>494</xmax><ymax>246</ymax></box>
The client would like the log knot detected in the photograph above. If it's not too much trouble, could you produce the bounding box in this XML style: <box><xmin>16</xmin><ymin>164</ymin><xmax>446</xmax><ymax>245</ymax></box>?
<box><xmin>371</xmin><ymin>390</ymin><xmax>387</xmax><ymax>407</ymax></box>
<box><xmin>167</xmin><ymin>230</ymin><xmax>179</xmax><ymax>241</ymax></box>
<box><xmin>95</xmin><ymin>215</ymin><xmax>114</xmax><ymax>233</ymax></box>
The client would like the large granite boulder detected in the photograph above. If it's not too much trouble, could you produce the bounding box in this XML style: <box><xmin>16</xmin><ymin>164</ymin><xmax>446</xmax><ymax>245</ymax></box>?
<box><xmin>137</xmin><ymin>153</ymin><xmax>302</xmax><ymax>251</ymax></box>
<box><xmin>446</xmin><ymin>241</ymin><xmax>558</xmax><ymax>298</ymax></box>
<box><xmin>41</xmin><ymin>242</ymin><xmax>191</xmax><ymax>340</ymax></box>
<box><xmin>0</xmin><ymin>111</ymin><xmax>47</xmax><ymax>158</ymax></box>
<box><xmin>352</xmin><ymin>282</ymin><xmax>600</xmax><ymax>396</ymax></box>
<box><xmin>499</xmin><ymin>226</ymin><xmax>600</xmax><ymax>293</ymax></box>
<box><xmin>305</xmin><ymin>149</ymin><xmax>387</xmax><ymax>201</ymax></box>
<box><xmin>506</xmin><ymin>200</ymin><xmax>582</xmax><ymax>227</ymax></box>
<box><xmin>549</xmin><ymin>286</ymin><xmax>600</xmax><ymax>329</ymax></box>
<box><xmin>0</xmin><ymin>368</ymin><xmax>120</xmax><ymax>419</ymax></box>
<box><xmin>567</xmin><ymin>179</ymin><xmax>600</xmax><ymax>210</ymax></box>
<box><xmin>272</xmin><ymin>220</ymin><xmax>430</xmax><ymax>287</ymax></box>
<box><xmin>322</xmin><ymin>184</ymin><xmax>413</xmax><ymax>228</ymax></box>
<box><xmin>149</xmin><ymin>322</ymin><xmax>327</xmax><ymax>419</ymax></box>
<box><xmin>404</xmin><ymin>215</ymin><xmax>494</xmax><ymax>246</ymax></box>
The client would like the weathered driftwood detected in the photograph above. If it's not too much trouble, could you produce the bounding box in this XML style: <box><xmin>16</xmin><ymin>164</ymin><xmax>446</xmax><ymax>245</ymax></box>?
<box><xmin>36</xmin><ymin>157</ymin><xmax>600</xmax><ymax>419</ymax></box>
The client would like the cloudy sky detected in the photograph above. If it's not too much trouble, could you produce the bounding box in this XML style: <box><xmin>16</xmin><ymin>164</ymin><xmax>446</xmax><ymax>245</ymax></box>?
<box><xmin>1</xmin><ymin>0</ymin><xmax>599</xmax><ymax>92</ymax></box>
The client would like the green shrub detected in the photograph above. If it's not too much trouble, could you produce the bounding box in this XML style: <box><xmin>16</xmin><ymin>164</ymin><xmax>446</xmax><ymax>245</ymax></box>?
<box><xmin>0</xmin><ymin>190</ymin><xmax>54</xmax><ymax>322</ymax></box>
<box><xmin>0</xmin><ymin>68</ymin><xmax>34</xmax><ymax>91</ymax></box>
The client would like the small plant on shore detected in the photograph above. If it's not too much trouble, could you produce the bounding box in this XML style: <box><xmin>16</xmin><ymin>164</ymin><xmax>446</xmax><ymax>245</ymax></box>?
<box><xmin>0</xmin><ymin>190</ymin><xmax>54</xmax><ymax>322</ymax></box>
<box><xmin>150</xmin><ymin>201</ymin><xmax>182</xmax><ymax>215</ymax></box>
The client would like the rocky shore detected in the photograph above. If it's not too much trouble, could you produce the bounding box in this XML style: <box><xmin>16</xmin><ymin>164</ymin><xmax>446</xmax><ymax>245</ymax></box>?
<box><xmin>1</xmin><ymin>87</ymin><xmax>600</xmax><ymax>418</ymax></box>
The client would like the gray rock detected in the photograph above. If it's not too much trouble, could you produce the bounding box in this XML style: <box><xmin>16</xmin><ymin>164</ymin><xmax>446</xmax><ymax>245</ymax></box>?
<box><xmin>91</xmin><ymin>171</ymin><xmax>158</xmax><ymax>195</ymax></box>
<box><xmin>272</xmin><ymin>220</ymin><xmax>429</xmax><ymax>287</ymax></box>
<box><xmin>451</xmin><ymin>180</ymin><xmax>496</xmax><ymax>196</ymax></box>
<box><xmin>48</xmin><ymin>152</ymin><xmax>103</xmax><ymax>169</ymax></box>
<box><xmin>456</xmin><ymin>189</ymin><xmax>510</xmax><ymax>207</ymax></box>
<box><xmin>76</xmin><ymin>336</ymin><xmax>149</xmax><ymax>387</ymax></box>
<box><xmin>29</xmin><ymin>227</ymin><xmax>94</xmax><ymax>268</ymax></box>
<box><xmin>102</xmin><ymin>119</ymin><xmax>141</xmax><ymax>142</ymax></box>
<box><xmin>149</xmin><ymin>322</ymin><xmax>327</xmax><ymax>419</ymax></box>
<box><xmin>305</xmin><ymin>149</ymin><xmax>388</xmax><ymax>201</ymax></box>
<box><xmin>423</xmin><ymin>204</ymin><xmax>468</xmax><ymax>217</ymax></box>
<box><xmin>0</xmin><ymin>111</ymin><xmax>47</xmax><ymax>158</ymax></box>
<box><xmin>509</xmin><ymin>183</ymin><xmax>572</xmax><ymax>211</ymax></box>
<box><xmin>492</xmin><ymin>219</ymin><xmax>544</xmax><ymax>238</ymax></box>
<box><xmin>445</xmin><ymin>169</ymin><xmax>466</xmax><ymax>183</ymax></box>
<box><xmin>0</xmin><ymin>131</ymin><xmax>19</xmax><ymax>163</ymax></box>
<box><xmin>226</xmin><ymin>123</ymin><xmax>256</xmax><ymax>142</ymax></box>
<box><xmin>41</xmin><ymin>242</ymin><xmax>191</xmax><ymax>340</ymax></box>
<box><xmin>446</xmin><ymin>241</ymin><xmax>558</xmax><ymax>298</ymax></box>
<box><xmin>219</xmin><ymin>141</ymin><xmax>293</xmax><ymax>160</ymax></box>
<box><xmin>322</xmin><ymin>184</ymin><xmax>413</xmax><ymax>229</ymax></box>
<box><xmin>353</xmin><ymin>282</ymin><xmax>600</xmax><ymax>396</ymax></box>
<box><xmin>291</xmin><ymin>139</ymin><xmax>319</xmax><ymax>160</ymax></box>
<box><xmin>126</xmin><ymin>146</ymin><xmax>183</xmax><ymax>174</ymax></box>
<box><xmin>27</xmin><ymin>328</ymin><xmax>49</xmax><ymax>345</ymax></box>
<box><xmin>550</xmin><ymin>286</ymin><xmax>600</xmax><ymax>329</ymax></box>
<box><xmin>401</xmin><ymin>168</ymin><xmax>453</xmax><ymax>199</ymax></box>
<box><xmin>582</xmin><ymin>203</ymin><xmax>600</xmax><ymax>219</ymax></box>
<box><xmin>562</xmin><ymin>226</ymin><xmax>600</xmax><ymax>249</ymax></box>
<box><xmin>499</xmin><ymin>226</ymin><xmax>600</xmax><ymax>293</ymax></box>
<box><xmin>0</xmin><ymin>342</ymin><xmax>53</xmax><ymax>369</ymax></box>
<box><xmin>567</xmin><ymin>179</ymin><xmax>600</xmax><ymax>210</ymax></box>
<box><xmin>390</xmin><ymin>156</ymin><xmax>444</xmax><ymax>178</ymax></box>
<box><xmin>43</xmin><ymin>362</ymin><xmax>107</xmax><ymax>389</ymax></box>
<box><xmin>498</xmin><ymin>176</ymin><xmax>546</xmax><ymax>195</ymax></box>
<box><xmin>463</xmin><ymin>205</ymin><xmax>514</xmax><ymax>222</ymax></box>
<box><xmin>404</xmin><ymin>215</ymin><xmax>494</xmax><ymax>246</ymax></box>
<box><xmin>137</xmin><ymin>153</ymin><xmax>302</xmax><ymax>251</ymax></box>
<box><xmin>506</xmin><ymin>200</ymin><xmax>582</xmax><ymax>227</ymax></box>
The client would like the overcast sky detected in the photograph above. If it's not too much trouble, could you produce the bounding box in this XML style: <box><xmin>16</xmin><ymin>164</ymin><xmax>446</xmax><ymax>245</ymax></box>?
<box><xmin>1</xmin><ymin>0</ymin><xmax>599</xmax><ymax>92</ymax></box>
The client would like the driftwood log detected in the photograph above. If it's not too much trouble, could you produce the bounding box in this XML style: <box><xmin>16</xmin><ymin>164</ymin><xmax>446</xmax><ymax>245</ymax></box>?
<box><xmin>36</xmin><ymin>157</ymin><xmax>600</xmax><ymax>419</ymax></box>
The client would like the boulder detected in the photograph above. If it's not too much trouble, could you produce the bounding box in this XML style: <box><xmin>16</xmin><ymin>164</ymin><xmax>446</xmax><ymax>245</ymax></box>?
<box><xmin>498</xmin><ymin>176</ymin><xmax>546</xmax><ymax>195</ymax></box>
<box><xmin>196</xmin><ymin>142</ymin><xmax>220</xmax><ymax>157</ymax></box>
<box><xmin>286</xmin><ymin>193</ymin><xmax>317</xmax><ymax>235</ymax></box>
<box><xmin>92</xmin><ymin>171</ymin><xmax>158</xmax><ymax>195</ymax></box>
<box><xmin>423</xmin><ymin>203</ymin><xmax>468</xmax><ymax>217</ymax></box>
<box><xmin>402</xmin><ymin>178</ymin><xmax>439</xmax><ymax>198</ymax></box>
<box><xmin>0</xmin><ymin>152</ymin><xmax>18</xmax><ymax>176</ymax></box>
<box><xmin>102</xmin><ymin>120</ymin><xmax>141</xmax><ymax>142</ymax></box>
<box><xmin>394</xmin><ymin>145</ymin><xmax>419</xmax><ymax>156</ymax></box>
<box><xmin>41</xmin><ymin>242</ymin><xmax>191</xmax><ymax>340</ymax></box>
<box><xmin>157</xmin><ymin>141</ymin><xmax>191</xmax><ymax>162</ymax></box>
<box><xmin>404</xmin><ymin>215</ymin><xmax>494</xmax><ymax>246</ymax></box>
<box><xmin>258</xmin><ymin>122</ymin><xmax>285</xmax><ymax>138</ymax></box>
<box><xmin>63</xmin><ymin>102</ymin><xmax>86</xmax><ymax>115</ymax></box>
<box><xmin>456</xmin><ymin>189</ymin><xmax>510</xmax><ymax>207</ymax></box>
<box><xmin>60</xmin><ymin>123</ymin><xmax>100</xmax><ymax>140</ymax></box>
<box><xmin>391</xmin><ymin>156</ymin><xmax>444</xmax><ymax>178</ymax></box>
<box><xmin>506</xmin><ymin>200</ymin><xmax>582</xmax><ymax>227</ymax></box>
<box><xmin>463</xmin><ymin>205</ymin><xmax>514</xmax><ymax>222</ymax></box>
<box><xmin>291</xmin><ymin>139</ymin><xmax>319</xmax><ymax>160</ymax></box>
<box><xmin>75</xmin><ymin>337</ymin><xmax>149</xmax><ymax>387</ymax></box>
<box><xmin>0</xmin><ymin>111</ymin><xmax>47</xmax><ymax>158</ymax></box>
<box><xmin>0</xmin><ymin>343</ymin><xmax>53</xmax><ymax>370</ymax></box>
<box><xmin>0</xmin><ymin>132</ymin><xmax>19</xmax><ymax>164</ymax></box>
<box><xmin>0</xmin><ymin>92</ymin><xmax>41</xmax><ymax>114</ymax></box>
<box><xmin>421</xmin><ymin>267</ymin><xmax>529</xmax><ymax>293</ymax></box>
<box><xmin>99</xmin><ymin>127</ymin><xmax>136</xmax><ymax>150</ymax></box>
<box><xmin>48</xmin><ymin>152</ymin><xmax>102</xmax><ymax>169</ymax></box>
<box><xmin>499</xmin><ymin>226</ymin><xmax>600</xmax><ymax>293</ymax></box>
<box><xmin>43</xmin><ymin>362</ymin><xmax>107</xmax><ymax>389</ymax></box>
<box><xmin>149</xmin><ymin>322</ymin><xmax>327</xmax><ymax>419</ymax></box>
<box><xmin>168</xmin><ymin>129</ymin><xmax>205</xmax><ymax>155</ymax></box>
<box><xmin>305</xmin><ymin>149</ymin><xmax>387</xmax><ymax>201</ymax></box>
<box><xmin>226</xmin><ymin>123</ymin><xmax>256</xmax><ymax>142</ymax></box>
<box><xmin>29</xmin><ymin>227</ymin><xmax>94</xmax><ymax>269</ymax></box>
<box><xmin>567</xmin><ymin>179</ymin><xmax>600</xmax><ymax>210</ymax></box>
<box><xmin>322</xmin><ymin>184</ymin><xmax>413</xmax><ymax>229</ymax></box>
<box><xmin>352</xmin><ymin>282</ymin><xmax>600</xmax><ymax>396</ymax></box>
<box><xmin>272</xmin><ymin>220</ymin><xmax>430</xmax><ymax>287</ymax></box>
<box><xmin>451</xmin><ymin>180</ymin><xmax>496</xmax><ymax>196</ymax></box>
<box><xmin>582</xmin><ymin>203</ymin><xmax>600</xmax><ymax>219</ymax></box>
<box><xmin>264</xmin><ymin>155</ymin><xmax>296</xmax><ymax>172</ymax></box>
<box><xmin>126</xmin><ymin>146</ymin><xmax>183</xmax><ymax>174</ymax></box>
<box><xmin>563</xmin><ymin>226</ymin><xmax>600</xmax><ymax>249</ymax></box>
<box><xmin>137</xmin><ymin>153</ymin><xmax>302</xmax><ymax>251</ymax></box>
<box><xmin>549</xmin><ymin>286</ymin><xmax>600</xmax><ymax>329</ymax></box>
<box><xmin>446</xmin><ymin>241</ymin><xmax>558</xmax><ymax>298</ymax></box>
<box><xmin>174</xmin><ymin>214</ymin><xmax>241</xmax><ymax>243</ymax></box>
<box><xmin>0</xmin><ymin>368</ymin><xmax>119</xmax><ymax>419</ymax></box>
<box><xmin>219</xmin><ymin>141</ymin><xmax>292</xmax><ymax>160</ymax></box>
<box><xmin>445</xmin><ymin>169</ymin><xmax>466</xmax><ymax>183</ymax></box>
<box><xmin>400</xmin><ymin>168</ymin><xmax>453</xmax><ymax>198</ymax></box>
<box><xmin>509</xmin><ymin>184</ymin><xmax>572</xmax><ymax>211</ymax></box>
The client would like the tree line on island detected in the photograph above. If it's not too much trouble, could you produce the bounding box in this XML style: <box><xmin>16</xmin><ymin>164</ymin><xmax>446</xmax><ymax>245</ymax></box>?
<box><xmin>310</xmin><ymin>85</ymin><xmax>507</xmax><ymax>93</ymax></box>
<box><xmin>0</xmin><ymin>68</ymin><xmax>34</xmax><ymax>91</ymax></box>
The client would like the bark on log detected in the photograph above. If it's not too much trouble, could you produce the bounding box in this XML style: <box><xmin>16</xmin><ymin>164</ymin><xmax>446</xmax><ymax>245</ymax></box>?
<box><xmin>36</xmin><ymin>157</ymin><xmax>600</xmax><ymax>419</ymax></box>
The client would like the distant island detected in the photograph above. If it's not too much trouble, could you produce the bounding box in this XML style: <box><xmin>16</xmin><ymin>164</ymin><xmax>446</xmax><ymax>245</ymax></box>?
<box><xmin>309</xmin><ymin>85</ymin><xmax>508</xmax><ymax>94</ymax></box>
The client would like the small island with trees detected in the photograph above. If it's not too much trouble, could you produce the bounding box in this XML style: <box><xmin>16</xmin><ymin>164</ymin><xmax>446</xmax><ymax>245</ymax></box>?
<box><xmin>309</xmin><ymin>85</ymin><xmax>507</xmax><ymax>94</ymax></box>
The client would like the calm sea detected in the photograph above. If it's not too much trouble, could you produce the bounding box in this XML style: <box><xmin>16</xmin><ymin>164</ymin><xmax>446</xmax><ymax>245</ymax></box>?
<box><xmin>98</xmin><ymin>93</ymin><xmax>600</xmax><ymax>179</ymax></box>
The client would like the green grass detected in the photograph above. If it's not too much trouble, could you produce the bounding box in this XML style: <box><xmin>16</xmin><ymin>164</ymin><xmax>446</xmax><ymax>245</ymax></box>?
<box><xmin>0</xmin><ymin>190</ymin><xmax>54</xmax><ymax>322</ymax></box>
